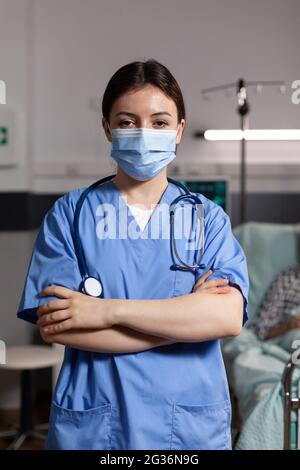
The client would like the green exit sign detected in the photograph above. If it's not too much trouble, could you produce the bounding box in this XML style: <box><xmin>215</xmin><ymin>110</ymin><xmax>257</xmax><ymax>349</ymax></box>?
<box><xmin>0</xmin><ymin>127</ymin><xmax>8</xmax><ymax>145</ymax></box>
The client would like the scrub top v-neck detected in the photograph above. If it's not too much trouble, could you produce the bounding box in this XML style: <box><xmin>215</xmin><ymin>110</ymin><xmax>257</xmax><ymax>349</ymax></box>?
<box><xmin>16</xmin><ymin>179</ymin><xmax>249</xmax><ymax>450</ymax></box>
<box><xmin>126</xmin><ymin>203</ymin><xmax>155</xmax><ymax>232</ymax></box>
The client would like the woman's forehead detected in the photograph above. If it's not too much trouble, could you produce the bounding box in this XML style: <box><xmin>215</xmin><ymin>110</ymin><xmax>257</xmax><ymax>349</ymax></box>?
<box><xmin>111</xmin><ymin>85</ymin><xmax>177</xmax><ymax>116</ymax></box>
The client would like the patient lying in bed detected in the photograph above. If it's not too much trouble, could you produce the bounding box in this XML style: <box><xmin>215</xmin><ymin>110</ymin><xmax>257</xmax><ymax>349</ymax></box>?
<box><xmin>248</xmin><ymin>265</ymin><xmax>300</xmax><ymax>340</ymax></box>
<box><xmin>222</xmin><ymin>263</ymin><xmax>300</xmax><ymax>449</ymax></box>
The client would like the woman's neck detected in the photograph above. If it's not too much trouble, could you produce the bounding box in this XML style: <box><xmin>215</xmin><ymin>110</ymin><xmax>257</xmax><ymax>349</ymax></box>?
<box><xmin>111</xmin><ymin>168</ymin><xmax>168</xmax><ymax>209</ymax></box>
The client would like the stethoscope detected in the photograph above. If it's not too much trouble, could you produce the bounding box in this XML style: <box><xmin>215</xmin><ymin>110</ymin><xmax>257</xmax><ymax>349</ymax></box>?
<box><xmin>73</xmin><ymin>174</ymin><xmax>205</xmax><ymax>297</ymax></box>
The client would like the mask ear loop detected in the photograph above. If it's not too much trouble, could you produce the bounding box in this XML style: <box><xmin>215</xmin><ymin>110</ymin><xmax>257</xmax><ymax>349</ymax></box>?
<box><xmin>107</xmin><ymin>122</ymin><xmax>112</xmax><ymax>139</ymax></box>
<box><xmin>174</xmin><ymin>123</ymin><xmax>181</xmax><ymax>155</ymax></box>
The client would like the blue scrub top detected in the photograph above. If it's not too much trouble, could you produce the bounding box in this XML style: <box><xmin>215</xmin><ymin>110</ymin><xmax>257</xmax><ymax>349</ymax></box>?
<box><xmin>17</xmin><ymin>179</ymin><xmax>249</xmax><ymax>450</ymax></box>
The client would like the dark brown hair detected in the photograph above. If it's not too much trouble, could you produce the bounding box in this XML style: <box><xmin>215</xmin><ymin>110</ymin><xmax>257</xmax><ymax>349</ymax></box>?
<box><xmin>101</xmin><ymin>59</ymin><xmax>186</xmax><ymax>125</ymax></box>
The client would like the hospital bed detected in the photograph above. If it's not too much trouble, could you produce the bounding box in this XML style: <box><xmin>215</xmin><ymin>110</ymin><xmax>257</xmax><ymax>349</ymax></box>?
<box><xmin>282</xmin><ymin>355</ymin><xmax>300</xmax><ymax>449</ymax></box>
<box><xmin>222</xmin><ymin>221</ymin><xmax>300</xmax><ymax>450</ymax></box>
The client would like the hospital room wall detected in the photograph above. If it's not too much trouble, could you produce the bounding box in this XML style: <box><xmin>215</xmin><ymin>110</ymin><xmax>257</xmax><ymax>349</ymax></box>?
<box><xmin>0</xmin><ymin>0</ymin><xmax>33</xmax><ymax>402</ymax></box>
<box><xmin>0</xmin><ymin>0</ymin><xmax>34</xmax><ymax>369</ymax></box>
<box><xmin>2</xmin><ymin>0</ymin><xmax>300</xmax><ymax>194</ymax></box>
<box><xmin>23</xmin><ymin>0</ymin><xmax>300</xmax><ymax>216</ymax></box>
<box><xmin>0</xmin><ymin>0</ymin><xmax>300</xmax><ymax>409</ymax></box>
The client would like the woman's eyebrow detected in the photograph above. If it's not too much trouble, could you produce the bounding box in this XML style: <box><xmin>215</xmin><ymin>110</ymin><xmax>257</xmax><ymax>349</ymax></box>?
<box><xmin>151</xmin><ymin>112</ymin><xmax>172</xmax><ymax>117</ymax></box>
<box><xmin>115</xmin><ymin>111</ymin><xmax>172</xmax><ymax>117</ymax></box>
<box><xmin>115</xmin><ymin>111</ymin><xmax>136</xmax><ymax>117</ymax></box>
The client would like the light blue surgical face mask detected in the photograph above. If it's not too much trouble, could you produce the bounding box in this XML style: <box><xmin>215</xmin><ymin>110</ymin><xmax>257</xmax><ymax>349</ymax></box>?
<box><xmin>109</xmin><ymin>126</ymin><xmax>179</xmax><ymax>181</ymax></box>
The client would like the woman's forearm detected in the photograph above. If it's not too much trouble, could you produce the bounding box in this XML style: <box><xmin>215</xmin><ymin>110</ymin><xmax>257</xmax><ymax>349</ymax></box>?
<box><xmin>112</xmin><ymin>287</ymin><xmax>244</xmax><ymax>342</ymax></box>
<box><xmin>38</xmin><ymin>282</ymin><xmax>244</xmax><ymax>344</ymax></box>
<box><xmin>41</xmin><ymin>324</ymin><xmax>177</xmax><ymax>354</ymax></box>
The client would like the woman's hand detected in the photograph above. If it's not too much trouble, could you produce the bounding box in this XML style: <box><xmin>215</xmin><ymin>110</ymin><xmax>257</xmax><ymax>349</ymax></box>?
<box><xmin>192</xmin><ymin>269</ymin><xmax>230</xmax><ymax>294</ymax></box>
<box><xmin>39</xmin><ymin>326</ymin><xmax>58</xmax><ymax>344</ymax></box>
<box><xmin>36</xmin><ymin>285</ymin><xmax>114</xmax><ymax>334</ymax></box>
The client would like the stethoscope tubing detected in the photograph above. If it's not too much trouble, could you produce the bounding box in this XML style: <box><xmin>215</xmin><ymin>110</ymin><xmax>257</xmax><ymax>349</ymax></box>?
<box><xmin>73</xmin><ymin>174</ymin><xmax>205</xmax><ymax>296</ymax></box>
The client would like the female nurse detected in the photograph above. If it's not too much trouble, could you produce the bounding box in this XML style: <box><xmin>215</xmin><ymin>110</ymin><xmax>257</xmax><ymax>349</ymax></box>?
<box><xmin>17</xmin><ymin>59</ymin><xmax>249</xmax><ymax>450</ymax></box>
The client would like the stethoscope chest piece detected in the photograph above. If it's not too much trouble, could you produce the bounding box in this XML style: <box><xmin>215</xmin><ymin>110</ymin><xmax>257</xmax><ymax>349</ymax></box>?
<box><xmin>82</xmin><ymin>276</ymin><xmax>103</xmax><ymax>297</ymax></box>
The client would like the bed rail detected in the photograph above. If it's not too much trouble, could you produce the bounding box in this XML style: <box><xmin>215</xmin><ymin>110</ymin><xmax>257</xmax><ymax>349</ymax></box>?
<box><xmin>282</xmin><ymin>353</ymin><xmax>300</xmax><ymax>450</ymax></box>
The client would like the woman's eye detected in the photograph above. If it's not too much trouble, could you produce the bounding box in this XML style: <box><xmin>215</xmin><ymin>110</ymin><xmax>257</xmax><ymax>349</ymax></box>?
<box><xmin>119</xmin><ymin>120</ymin><xmax>135</xmax><ymax>127</ymax></box>
<box><xmin>154</xmin><ymin>121</ymin><xmax>168</xmax><ymax>128</ymax></box>
<box><xmin>118</xmin><ymin>120</ymin><xmax>168</xmax><ymax>128</ymax></box>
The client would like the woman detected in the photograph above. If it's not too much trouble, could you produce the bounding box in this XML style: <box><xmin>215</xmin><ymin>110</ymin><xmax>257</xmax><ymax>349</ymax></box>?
<box><xmin>17</xmin><ymin>59</ymin><xmax>249</xmax><ymax>450</ymax></box>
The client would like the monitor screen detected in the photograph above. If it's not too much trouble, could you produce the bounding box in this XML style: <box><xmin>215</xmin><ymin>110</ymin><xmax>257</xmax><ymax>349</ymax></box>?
<box><xmin>178</xmin><ymin>180</ymin><xmax>228</xmax><ymax>212</ymax></box>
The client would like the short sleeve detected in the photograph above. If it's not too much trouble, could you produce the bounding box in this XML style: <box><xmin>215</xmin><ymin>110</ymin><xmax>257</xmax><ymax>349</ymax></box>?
<box><xmin>17</xmin><ymin>194</ymin><xmax>82</xmax><ymax>325</ymax></box>
<box><xmin>194</xmin><ymin>206</ymin><xmax>249</xmax><ymax>326</ymax></box>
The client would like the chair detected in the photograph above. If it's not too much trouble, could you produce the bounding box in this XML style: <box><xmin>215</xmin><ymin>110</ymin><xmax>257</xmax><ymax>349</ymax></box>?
<box><xmin>0</xmin><ymin>345</ymin><xmax>64</xmax><ymax>450</ymax></box>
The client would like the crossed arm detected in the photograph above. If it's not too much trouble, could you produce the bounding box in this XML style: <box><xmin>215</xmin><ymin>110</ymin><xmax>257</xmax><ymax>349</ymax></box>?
<box><xmin>37</xmin><ymin>270</ymin><xmax>244</xmax><ymax>354</ymax></box>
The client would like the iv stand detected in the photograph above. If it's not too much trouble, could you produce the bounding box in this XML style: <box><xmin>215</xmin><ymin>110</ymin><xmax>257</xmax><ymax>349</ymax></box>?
<box><xmin>237</xmin><ymin>79</ymin><xmax>249</xmax><ymax>224</ymax></box>
<box><xmin>196</xmin><ymin>79</ymin><xmax>285</xmax><ymax>225</ymax></box>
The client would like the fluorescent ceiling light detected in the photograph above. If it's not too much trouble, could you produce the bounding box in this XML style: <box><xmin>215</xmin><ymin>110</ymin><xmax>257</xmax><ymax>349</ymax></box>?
<box><xmin>204</xmin><ymin>129</ymin><xmax>300</xmax><ymax>141</ymax></box>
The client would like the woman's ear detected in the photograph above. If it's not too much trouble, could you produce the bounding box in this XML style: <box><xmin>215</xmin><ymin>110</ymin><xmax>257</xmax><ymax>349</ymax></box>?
<box><xmin>102</xmin><ymin>117</ymin><xmax>112</xmax><ymax>142</ymax></box>
<box><xmin>176</xmin><ymin>119</ymin><xmax>185</xmax><ymax>145</ymax></box>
